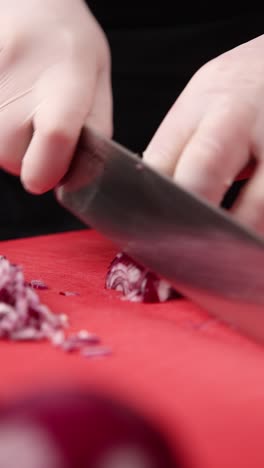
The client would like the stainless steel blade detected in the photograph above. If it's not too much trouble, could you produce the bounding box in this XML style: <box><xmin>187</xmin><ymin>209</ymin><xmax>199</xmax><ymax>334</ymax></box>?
<box><xmin>56</xmin><ymin>126</ymin><xmax>264</xmax><ymax>344</ymax></box>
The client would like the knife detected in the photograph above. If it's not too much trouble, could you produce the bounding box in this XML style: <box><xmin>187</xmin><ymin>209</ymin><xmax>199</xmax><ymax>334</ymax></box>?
<box><xmin>56</xmin><ymin>126</ymin><xmax>264</xmax><ymax>344</ymax></box>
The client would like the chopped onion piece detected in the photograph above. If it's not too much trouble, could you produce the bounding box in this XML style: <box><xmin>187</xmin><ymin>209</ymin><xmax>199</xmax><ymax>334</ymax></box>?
<box><xmin>59</xmin><ymin>291</ymin><xmax>80</xmax><ymax>297</ymax></box>
<box><xmin>29</xmin><ymin>280</ymin><xmax>49</xmax><ymax>290</ymax></box>
<box><xmin>0</xmin><ymin>256</ymin><xmax>64</xmax><ymax>342</ymax></box>
<box><xmin>61</xmin><ymin>330</ymin><xmax>100</xmax><ymax>352</ymax></box>
<box><xmin>81</xmin><ymin>346</ymin><xmax>112</xmax><ymax>358</ymax></box>
<box><xmin>0</xmin><ymin>255</ymin><xmax>109</xmax><ymax>358</ymax></box>
<box><xmin>106</xmin><ymin>253</ymin><xmax>180</xmax><ymax>303</ymax></box>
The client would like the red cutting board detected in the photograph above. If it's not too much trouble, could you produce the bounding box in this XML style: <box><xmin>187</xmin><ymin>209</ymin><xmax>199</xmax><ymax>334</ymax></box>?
<box><xmin>1</xmin><ymin>229</ymin><xmax>264</xmax><ymax>468</ymax></box>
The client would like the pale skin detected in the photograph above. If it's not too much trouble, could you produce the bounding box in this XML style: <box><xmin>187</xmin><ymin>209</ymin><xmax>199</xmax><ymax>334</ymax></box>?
<box><xmin>0</xmin><ymin>0</ymin><xmax>263</xmax><ymax>234</ymax></box>
<box><xmin>0</xmin><ymin>0</ymin><xmax>112</xmax><ymax>193</ymax></box>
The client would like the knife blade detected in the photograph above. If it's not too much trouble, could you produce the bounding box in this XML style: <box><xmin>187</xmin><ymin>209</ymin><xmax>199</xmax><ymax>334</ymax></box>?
<box><xmin>56</xmin><ymin>126</ymin><xmax>264</xmax><ymax>344</ymax></box>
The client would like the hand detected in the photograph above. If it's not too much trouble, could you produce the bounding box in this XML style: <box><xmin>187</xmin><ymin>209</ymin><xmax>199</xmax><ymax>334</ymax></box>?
<box><xmin>0</xmin><ymin>0</ymin><xmax>112</xmax><ymax>193</ymax></box>
<box><xmin>144</xmin><ymin>35</ymin><xmax>264</xmax><ymax>235</ymax></box>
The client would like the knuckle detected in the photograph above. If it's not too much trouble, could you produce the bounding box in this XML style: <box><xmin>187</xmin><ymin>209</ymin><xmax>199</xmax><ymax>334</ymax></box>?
<box><xmin>197</xmin><ymin>53</ymin><xmax>231</xmax><ymax>78</ymax></box>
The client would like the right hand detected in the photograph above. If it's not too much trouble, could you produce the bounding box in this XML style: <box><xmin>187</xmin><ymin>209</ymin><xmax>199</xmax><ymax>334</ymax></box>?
<box><xmin>0</xmin><ymin>0</ymin><xmax>112</xmax><ymax>194</ymax></box>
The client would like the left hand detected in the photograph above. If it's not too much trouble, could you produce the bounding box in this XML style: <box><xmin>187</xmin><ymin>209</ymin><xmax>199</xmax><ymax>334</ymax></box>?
<box><xmin>143</xmin><ymin>34</ymin><xmax>264</xmax><ymax>235</ymax></box>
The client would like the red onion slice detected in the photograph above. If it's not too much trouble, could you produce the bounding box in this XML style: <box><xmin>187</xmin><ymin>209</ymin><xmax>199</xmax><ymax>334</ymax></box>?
<box><xmin>106</xmin><ymin>253</ymin><xmax>180</xmax><ymax>303</ymax></box>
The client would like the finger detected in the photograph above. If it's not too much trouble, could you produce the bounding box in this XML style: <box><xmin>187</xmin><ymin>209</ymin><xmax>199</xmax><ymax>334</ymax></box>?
<box><xmin>21</xmin><ymin>68</ymin><xmax>97</xmax><ymax>194</ymax></box>
<box><xmin>85</xmin><ymin>68</ymin><xmax>113</xmax><ymax>138</ymax></box>
<box><xmin>0</xmin><ymin>117</ymin><xmax>32</xmax><ymax>175</ymax></box>
<box><xmin>173</xmin><ymin>104</ymin><xmax>251</xmax><ymax>204</ymax></box>
<box><xmin>143</xmin><ymin>97</ymin><xmax>198</xmax><ymax>176</ymax></box>
<box><xmin>231</xmin><ymin>160</ymin><xmax>264</xmax><ymax>234</ymax></box>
